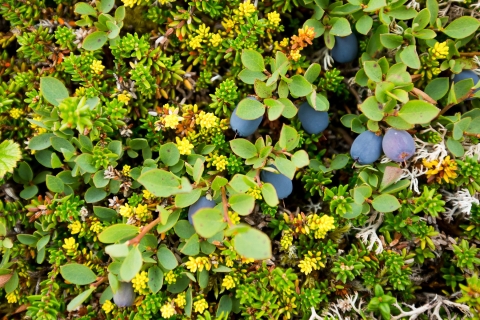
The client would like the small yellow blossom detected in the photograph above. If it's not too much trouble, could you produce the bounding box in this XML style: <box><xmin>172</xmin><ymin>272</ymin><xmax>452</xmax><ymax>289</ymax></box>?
<box><xmin>228</xmin><ymin>211</ymin><xmax>240</xmax><ymax>225</ymax></box>
<box><xmin>194</xmin><ymin>298</ymin><xmax>209</xmax><ymax>314</ymax></box>
<box><xmin>143</xmin><ymin>190</ymin><xmax>153</xmax><ymax>200</ymax></box>
<box><xmin>175</xmin><ymin>292</ymin><xmax>186</xmax><ymax>308</ymax></box>
<box><xmin>122</xmin><ymin>0</ymin><xmax>138</xmax><ymax>8</ymax></box>
<box><xmin>165</xmin><ymin>270</ymin><xmax>177</xmax><ymax>284</ymax></box>
<box><xmin>90</xmin><ymin>219</ymin><xmax>103</xmax><ymax>233</ymax></box>
<box><xmin>241</xmin><ymin>257</ymin><xmax>254</xmax><ymax>264</ymax></box>
<box><xmin>122</xmin><ymin>165</ymin><xmax>131</xmax><ymax>177</ymax></box>
<box><xmin>423</xmin><ymin>156</ymin><xmax>458</xmax><ymax>183</ymax></box>
<box><xmin>117</xmin><ymin>92</ymin><xmax>131</xmax><ymax>105</ymax></box>
<box><xmin>280</xmin><ymin>230</ymin><xmax>293</xmax><ymax>250</ymax></box>
<box><xmin>132</xmin><ymin>271</ymin><xmax>149</xmax><ymax>294</ymax></box>
<box><xmin>69</xmin><ymin>221</ymin><xmax>82</xmax><ymax>234</ymax></box>
<box><xmin>185</xmin><ymin>256</ymin><xmax>212</xmax><ymax>273</ymax></box>
<box><xmin>160</xmin><ymin>301</ymin><xmax>176</xmax><ymax>318</ymax></box>
<box><xmin>222</xmin><ymin>18</ymin><xmax>235</xmax><ymax>30</ymax></box>
<box><xmin>135</xmin><ymin>204</ymin><xmax>150</xmax><ymax>221</ymax></box>
<box><xmin>246</xmin><ymin>186</ymin><xmax>262</xmax><ymax>200</ymax></box>
<box><xmin>196</xmin><ymin>111</ymin><xmax>218</xmax><ymax>129</ymax></box>
<box><xmin>267</xmin><ymin>12</ymin><xmax>281</xmax><ymax>27</ymax></box>
<box><xmin>212</xmin><ymin>154</ymin><xmax>228</xmax><ymax>171</ymax></box>
<box><xmin>280</xmin><ymin>38</ymin><xmax>289</xmax><ymax>47</ymax></box>
<box><xmin>189</xmin><ymin>35</ymin><xmax>203</xmax><ymax>50</ymax></box>
<box><xmin>236</xmin><ymin>1</ymin><xmax>256</xmax><ymax>19</ymax></box>
<box><xmin>298</xmin><ymin>251</ymin><xmax>324</xmax><ymax>275</ymax></box>
<box><xmin>430</xmin><ymin>41</ymin><xmax>449</xmax><ymax>60</ymax></box>
<box><xmin>62</xmin><ymin>237</ymin><xmax>77</xmax><ymax>252</ymax></box>
<box><xmin>90</xmin><ymin>60</ymin><xmax>105</xmax><ymax>74</ymax></box>
<box><xmin>225</xmin><ymin>256</ymin><xmax>234</xmax><ymax>267</ymax></box>
<box><xmin>9</xmin><ymin>108</ymin><xmax>24</xmax><ymax>119</ymax></box>
<box><xmin>222</xmin><ymin>275</ymin><xmax>236</xmax><ymax>290</ymax></box>
<box><xmin>210</xmin><ymin>33</ymin><xmax>223</xmax><ymax>47</ymax></box>
<box><xmin>196</xmin><ymin>24</ymin><xmax>211</xmax><ymax>38</ymax></box>
<box><xmin>163</xmin><ymin>108</ymin><xmax>183</xmax><ymax>129</ymax></box>
<box><xmin>308</xmin><ymin>214</ymin><xmax>335</xmax><ymax>239</ymax></box>
<box><xmin>6</xmin><ymin>291</ymin><xmax>18</xmax><ymax>303</ymax></box>
<box><xmin>119</xmin><ymin>203</ymin><xmax>134</xmax><ymax>218</ymax></box>
<box><xmin>176</xmin><ymin>137</ymin><xmax>194</xmax><ymax>155</ymax></box>
<box><xmin>102</xmin><ymin>300</ymin><xmax>114</xmax><ymax>313</ymax></box>
<box><xmin>290</xmin><ymin>49</ymin><xmax>301</xmax><ymax>62</ymax></box>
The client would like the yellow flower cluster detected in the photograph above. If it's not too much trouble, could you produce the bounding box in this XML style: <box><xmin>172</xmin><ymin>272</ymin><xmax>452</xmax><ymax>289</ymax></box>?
<box><xmin>307</xmin><ymin>214</ymin><xmax>335</xmax><ymax>239</ymax></box>
<box><xmin>236</xmin><ymin>1</ymin><xmax>256</xmax><ymax>19</ymax></box>
<box><xmin>122</xmin><ymin>165</ymin><xmax>131</xmax><ymax>177</ymax></box>
<box><xmin>290</xmin><ymin>49</ymin><xmax>301</xmax><ymax>62</ymax></box>
<box><xmin>90</xmin><ymin>60</ymin><xmax>105</xmax><ymax>74</ymax></box>
<box><xmin>298</xmin><ymin>251</ymin><xmax>324</xmax><ymax>275</ymax></box>
<box><xmin>6</xmin><ymin>290</ymin><xmax>18</xmax><ymax>303</ymax></box>
<box><xmin>212</xmin><ymin>154</ymin><xmax>228</xmax><ymax>171</ymax></box>
<box><xmin>165</xmin><ymin>270</ymin><xmax>177</xmax><ymax>284</ymax></box>
<box><xmin>143</xmin><ymin>190</ymin><xmax>153</xmax><ymax>200</ymax></box>
<box><xmin>280</xmin><ymin>230</ymin><xmax>293</xmax><ymax>250</ymax></box>
<box><xmin>196</xmin><ymin>111</ymin><xmax>218</xmax><ymax>129</ymax></box>
<box><xmin>163</xmin><ymin>108</ymin><xmax>183</xmax><ymax>129</ymax></box>
<box><xmin>117</xmin><ymin>91</ymin><xmax>131</xmax><ymax>105</ymax></box>
<box><xmin>62</xmin><ymin>237</ymin><xmax>77</xmax><ymax>252</ymax></box>
<box><xmin>90</xmin><ymin>219</ymin><xmax>103</xmax><ymax>233</ymax></box>
<box><xmin>135</xmin><ymin>204</ymin><xmax>150</xmax><ymax>221</ymax></box>
<box><xmin>228</xmin><ymin>211</ymin><xmax>240</xmax><ymax>224</ymax></box>
<box><xmin>69</xmin><ymin>220</ymin><xmax>82</xmax><ymax>234</ymax></box>
<box><xmin>222</xmin><ymin>275</ymin><xmax>236</xmax><ymax>289</ymax></box>
<box><xmin>280</xmin><ymin>38</ymin><xmax>289</xmax><ymax>47</ymax></box>
<box><xmin>132</xmin><ymin>271</ymin><xmax>149</xmax><ymax>294</ymax></box>
<box><xmin>102</xmin><ymin>300</ymin><xmax>114</xmax><ymax>313</ymax></box>
<box><xmin>430</xmin><ymin>41</ymin><xmax>449</xmax><ymax>60</ymax></box>
<box><xmin>185</xmin><ymin>256</ymin><xmax>212</xmax><ymax>273</ymax></box>
<box><xmin>246</xmin><ymin>186</ymin><xmax>262</xmax><ymax>200</ymax></box>
<box><xmin>197</xmin><ymin>24</ymin><xmax>211</xmax><ymax>38</ymax></box>
<box><xmin>194</xmin><ymin>298</ymin><xmax>209</xmax><ymax>314</ymax></box>
<box><xmin>267</xmin><ymin>12</ymin><xmax>281</xmax><ymax>27</ymax></box>
<box><xmin>176</xmin><ymin>137</ymin><xmax>194</xmax><ymax>155</ymax></box>
<box><xmin>161</xmin><ymin>301</ymin><xmax>176</xmax><ymax>318</ymax></box>
<box><xmin>241</xmin><ymin>257</ymin><xmax>255</xmax><ymax>264</ymax></box>
<box><xmin>122</xmin><ymin>0</ymin><xmax>138</xmax><ymax>8</ymax></box>
<box><xmin>222</xmin><ymin>17</ymin><xmax>235</xmax><ymax>30</ymax></box>
<box><xmin>298</xmin><ymin>26</ymin><xmax>315</xmax><ymax>39</ymax></box>
<box><xmin>423</xmin><ymin>156</ymin><xmax>458</xmax><ymax>183</ymax></box>
<box><xmin>119</xmin><ymin>203</ymin><xmax>134</xmax><ymax>218</ymax></box>
<box><xmin>189</xmin><ymin>35</ymin><xmax>203</xmax><ymax>50</ymax></box>
<box><xmin>175</xmin><ymin>292</ymin><xmax>186</xmax><ymax>308</ymax></box>
<box><xmin>210</xmin><ymin>33</ymin><xmax>223</xmax><ymax>47</ymax></box>
<box><xmin>9</xmin><ymin>108</ymin><xmax>24</xmax><ymax>119</ymax></box>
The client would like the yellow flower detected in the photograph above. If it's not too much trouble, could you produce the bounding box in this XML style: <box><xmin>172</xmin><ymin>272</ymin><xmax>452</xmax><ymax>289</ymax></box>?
<box><xmin>160</xmin><ymin>301</ymin><xmax>176</xmax><ymax>318</ymax></box>
<box><xmin>280</xmin><ymin>230</ymin><xmax>293</xmax><ymax>251</ymax></box>
<box><xmin>90</xmin><ymin>60</ymin><xmax>105</xmax><ymax>74</ymax></box>
<box><xmin>228</xmin><ymin>211</ymin><xmax>240</xmax><ymax>225</ymax></box>
<box><xmin>290</xmin><ymin>49</ymin><xmax>301</xmax><ymax>62</ymax></box>
<box><xmin>246</xmin><ymin>187</ymin><xmax>262</xmax><ymax>200</ymax></box>
<box><xmin>267</xmin><ymin>12</ymin><xmax>281</xmax><ymax>27</ymax></box>
<box><xmin>210</xmin><ymin>33</ymin><xmax>223</xmax><ymax>47</ymax></box>
<box><xmin>280</xmin><ymin>38</ymin><xmax>289</xmax><ymax>47</ymax></box>
<box><xmin>225</xmin><ymin>256</ymin><xmax>234</xmax><ymax>267</ymax></box>
<box><xmin>6</xmin><ymin>290</ymin><xmax>18</xmax><ymax>303</ymax></box>
<box><xmin>222</xmin><ymin>275</ymin><xmax>236</xmax><ymax>289</ymax></box>
<box><xmin>298</xmin><ymin>251</ymin><xmax>324</xmax><ymax>275</ymax></box>
<box><xmin>132</xmin><ymin>271</ymin><xmax>149</xmax><ymax>294</ymax></box>
<box><xmin>307</xmin><ymin>214</ymin><xmax>335</xmax><ymax>239</ymax></box>
<box><xmin>68</xmin><ymin>221</ymin><xmax>82</xmax><ymax>234</ymax></box>
<box><xmin>236</xmin><ymin>1</ymin><xmax>256</xmax><ymax>19</ymax></box>
<box><xmin>119</xmin><ymin>204</ymin><xmax>134</xmax><ymax>218</ymax></box>
<box><xmin>430</xmin><ymin>41</ymin><xmax>449</xmax><ymax>60</ymax></box>
<box><xmin>122</xmin><ymin>165</ymin><xmax>131</xmax><ymax>177</ymax></box>
<box><xmin>102</xmin><ymin>300</ymin><xmax>114</xmax><ymax>313</ymax></box>
<box><xmin>196</xmin><ymin>111</ymin><xmax>218</xmax><ymax>129</ymax></box>
<box><xmin>212</xmin><ymin>154</ymin><xmax>228</xmax><ymax>171</ymax></box>
<box><xmin>299</xmin><ymin>26</ymin><xmax>315</xmax><ymax>39</ymax></box>
<box><xmin>117</xmin><ymin>92</ymin><xmax>131</xmax><ymax>105</ymax></box>
<box><xmin>143</xmin><ymin>190</ymin><xmax>153</xmax><ymax>200</ymax></box>
<box><xmin>196</xmin><ymin>24</ymin><xmax>211</xmax><ymax>38</ymax></box>
<box><xmin>175</xmin><ymin>137</ymin><xmax>194</xmax><ymax>155</ymax></box>
<box><xmin>165</xmin><ymin>270</ymin><xmax>177</xmax><ymax>284</ymax></box>
<box><xmin>185</xmin><ymin>257</ymin><xmax>211</xmax><ymax>273</ymax></box>
<box><xmin>222</xmin><ymin>18</ymin><xmax>235</xmax><ymax>30</ymax></box>
<box><xmin>423</xmin><ymin>156</ymin><xmax>458</xmax><ymax>183</ymax></box>
<box><xmin>90</xmin><ymin>219</ymin><xmax>103</xmax><ymax>233</ymax></box>
<box><xmin>9</xmin><ymin>108</ymin><xmax>24</xmax><ymax>119</ymax></box>
<box><xmin>194</xmin><ymin>298</ymin><xmax>209</xmax><ymax>314</ymax></box>
<box><xmin>175</xmin><ymin>292</ymin><xmax>186</xmax><ymax>308</ymax></box>
<box><xmin>189</xmin><ymin>35</ymin><xmax>203</xmax><ymax>50</ymax></box>
<box><xmin>62</xmin><ymin>237</ymin><xmax>77</xmax><ymax>251</ymax></box>
<box><xmin>163</xmin><ymin>108</ymin><xmax>183</xmax><ymax>129</ymax></box>
<box><xmin>241</xmin><ymin>257</ymin><xmax>255</xmax><ymax>264</ymax></box>
<box><xmin>135</xmin><ymin>204</ymin><xmax>150</xmax><ymax>221</ymax></box>
<box><xmin>122</xmin><ymin>0</ymin><xmax>138</xmax><ymax>8</ymax></box>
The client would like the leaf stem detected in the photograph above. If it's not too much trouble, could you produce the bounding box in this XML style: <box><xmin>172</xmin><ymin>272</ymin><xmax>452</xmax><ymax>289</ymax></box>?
<box><xmin>439</xmin><ymin>89</ymin><xmax>475</xmax><ymax>116</ymax></box>
<box><xmin>126</xmin><ymin>215</ymin><xmax>162</xmax><ymax>246</ymax></box>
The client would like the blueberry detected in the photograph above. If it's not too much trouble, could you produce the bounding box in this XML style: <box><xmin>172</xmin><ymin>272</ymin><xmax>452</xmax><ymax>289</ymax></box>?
<box><xmin>188</xmin><ymin>196</ymin><xmax>216</xmax><ymax>224</ymax></box>
<box><xmin>453</xmin><ymin>70</ymin><xmax>479</xmax><ymax>100</ymax></box>
<box><xmin>113</xmin><ymin>282</ymin><xmax>135</xmax><ymax>307</ymax></box>
<box><xmin>350</xmin><ymin>131</ymin><xmax>383</xmax><ymax>165</ymax></box>
<box><xmin>331</xmin><ymin>33</ymin><xmax>358</xmax><ymax>64</ymax></box>
<box><xmin>297</xmin><ymin>101</ymin><xmax>329</xmax><ymax>135</ymax></box>
<box><xmin>260</xmin><ymin>166</ymin><xmax>293</xmax><ymax>199</ymax></box>
<box><xmin>382</xmin><ymin>129</ymin><xmax>415</xmax><ymax>162</ymax></box>
<box><xmin>230</xmin><ymin>97</ymin><xmax>263</xmax><ymax>137</ymax></box>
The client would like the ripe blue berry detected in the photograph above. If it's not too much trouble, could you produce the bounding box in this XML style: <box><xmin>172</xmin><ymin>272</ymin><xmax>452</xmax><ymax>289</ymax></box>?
<box><xmin>188</xmin><ymin>196</ymin><xmax>216</xmax><ymax>224</ymax></box>
<box><xmin>260</xmin><ymin>166</ymin><xmax>293</xmax><ymax>199</ymax></box>
<box><xmin>382</xmin><ymin>129</ymin><xmax>415</xmax><ymax>162</ymax></box>
<box><xmin>230</xmin><ymin>98</ymin><xmax>263</xmax><ymax>137</ymax></box>
<box><xmin>297</xmin><ymin>101</ymin><xmax>329</xmax><ymax>135</ymax></box>
<box><xmin>350</xmin><ymin>131</ymin><xmax>383</xmax><ymax>165</ymax></box>
<box><xmin>331</xmin><ymin>33</ymin><xmax>358</xmax><ymax>64</ymax></box>
<box><xmin>453</xmin><ymin>70</ymin><xmax>479</xmax><ymax>100</ymax></box>
<box><xmin>113</xmin><ymin>282</ymin><xmax>135</xmax><ymax>307</ymax></box>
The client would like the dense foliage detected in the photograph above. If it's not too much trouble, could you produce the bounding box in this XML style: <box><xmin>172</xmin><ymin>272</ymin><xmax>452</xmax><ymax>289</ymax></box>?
<box><xmin>0</xmin><ymin>0</ymin><xmax>480</xmax><ymax>319</ymax></box>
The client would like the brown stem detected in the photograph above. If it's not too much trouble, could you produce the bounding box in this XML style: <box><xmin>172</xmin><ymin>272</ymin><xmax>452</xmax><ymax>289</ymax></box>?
<box><xmin>343</xmin><ymin>78</ymin><xmax>362</xmax><ymax>105</ymax></box>
<box><xmin>90</xmin><ymin>276</ymin><xmax>107</xmax><ymax>288</ymax></box>
<box><xmin>126</xmin><ymin>216</ymin><xmax>162</xmax><ymax>246</ymax></box>
<box><xmin>459</xmin><ymin>52</ymin><xmax>480</xmax><ymax>57</ymax></box>
<box><xmin>221</xmin><ymin>187</ymin><xmax>233</xmax><ymax>227</ymax></box>
<box><xmin>410</xmin><ymin>87</ymin><xmax>437</xmax><ymax>105</ymax></box>
<box><xmin>255</xmin><ymin>169</ymin><xmax>262</xmax><ymax>187</ymax></box>
<box><xmin>439</xmin><ymin>89</ymin><xmax>475</xmax><ymax>116</ymax></box>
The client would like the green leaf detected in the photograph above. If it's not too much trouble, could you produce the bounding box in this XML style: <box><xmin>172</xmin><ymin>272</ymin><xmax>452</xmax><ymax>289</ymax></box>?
<box><xmin>288</xmin><ymin>75</ymin><xmax>313</xmax><ymax>97</ymax></box>
<box><xmin>216</xmin><ymin>295</ymin><xmax>233</xmax><ymax>318</ymax></box>
<box><xmin>356</xmin><ymin>15</ymin><xmax>373</xmax><ymax>35</ymax></box>
<box><xmin>74</xmin><ymin>2</ymin><xmax>97</xmax><ymax>15</ymax></box>
<box><xmin>238</xmin><ymin>69</ymin><xmax>267</xmax><ymax>84</ymax></box>
<box><xmin>236</xmin><ymin>97</ymin><xmax>265</xmax><ymax>120</ymax></box>
<box><xmin>365</xmin><ymin>0</ymin><xmax>386</xmax><ymax>12</ymax></box>
<box><xmin>0</xmin><ymin>140</ymin><xmax>21</xmax><ymax>179</ymax></box>
<box><xmin>379</xmin><ymin>166</ymin><xmax>404</xmax><ymax>191</ymax></box>
<box><xmin>274</xmin><ymin>157</ymin><xmax>296</xmax><ymax>180</ymax></box>
<box><xmin>303</xmin><ymin>19</ymin><xmax>325</xmax><ymax>38</ymax></box>
<box><xmin>67</xmin><ymin>288</ymin><xmax>95</xmax><ymax>312</ymax></box>
<box><xmin>46</xmin><ymin>175</ymin><xmax>64</xmax><ymax>193</ymax></box>
<box><xmin>241</xmin><ymin>49</ymin><xmax>265</xmax><ymax>72</ymax></box>
<box><xmin>115</xmin><ymin>6</ymin><xmax>126</xmax><ymax>21</ymax></box>
<box><xmin>120</xmin><ymin>246</ymin><xmax>142</xmax><ymax>282</ymax></box>
<box><xmin>265</xmin><ymin>99</ymin><xmax>285</xmax><ymax>121</ymax></box>
<box><xmin>98</xmin><ymin>224</ymin><xmax>138</xmax><ymax>243</ymax></box>
<box><xmin>372</xmin><ymin>194</ymin><xmax>401</xmax><ymax>212</ymax></box>
<box><xmin>40</xmin><ymin>77</ymin><xmax>69</xmax><ymax>106</ymax></box>
<box><xmin>211</xmin><ymin>177</ymin><xmax>228</xmax><ymax>191</ymax></box>
<box><xmin>148</xmin><ymin>266</ymin><xmax>163</xmax><ymax>294</ymax></box>
<box><xmin>304</xmin><ymin>63</ymin><xmax>321</xmax><ymax>83</ymax></box>
<box><xmin>29</xmin><ymin>133</ymin><xmax>55</xmax><ymax>151</ymax></box>
<box><xmin>230</xmin><ymin>139</ymin><xmax>257</xmax><ymax>159</ymax></box>
<box><xmin>60</xmin><ymin>263</ymin><xmax>97</xmax><ymax>285</ymax></box>
<box><xmin>174</xmin><ymin>220</ymin><xmax>196</xmax><ymax>239</ymax></box>
<box><xmin>229</xmin><ymin>194</ymin><xmax>255</xmax><ymax>216</ymax></box>
<box><xmin>306</xmin><ymin>92</ymin><xmax>329</xmax><ymax>111</ymax></box>
<box><xmin>385</xmin><ymin>116</ymin><xmax>414</xmax><ymax>130</ymax></box>
<box><xmin>137</xmin><ymin>169</ymin><xmax>181</xmax><ymax>197</ymax></box>
<box><xmin>159</xmin><ymin>142</ymin><xmax>180</xmax><ymax>166</ymax></box>
<box><xmin>175</xmin><ymin>189</ymin><xmax>201</xmax><ymax>208</ymax></box>
<box><xmin>397</xmin><ymin>100</ymin><xmax>440</xmax><ymax>124</ymax></box>
<box><xmin>364</xmin><ymin>61</ymin><xmax>383</xmax><ymax>83</ymax></box>
<box><xmin>84</xmin><ymin>187</ymin><xmax>107</xmax><ymax>203</ymax></box>
<box><xmin>359</xmin><ymin>96</ymin><xmax>384</xmax><ymax>121</ymax></box>
<box><xmin>261</xmin><ymin>183</ymin><xmax>279</xmax><ymax>206</ymax></box>
<box><xmin>234</xmin><ymin>227</ymin><xmax>272</xmax><ymax>260</ymax></box>
<box><xmin>157</xmin><ymin>246</ymin><xmax>179</xmax><ymax>270</ymax></box>
<box><xmin>192</xmin><ymin>208</ymin><xmax>226</xmax><ymax>238</ymax></box>
<box><xmin>424</xmin><ymin>77</ymin><xmax>449</xmax><ymax>101</ymax></box>
<box><xmin>330</xmin><ymin>154</ymin><xmax>349</xmax><ymax>170</ymax></box>
<box><xmin>254</xmin><ymin>80</ymin><xmax>274</xmax><ymax>99</ymax></box>
<box><xmin>83</xmin><ymin>31</ymin><xmax>108</xmax><ymax>51</ymax></box>
<box><xmin>75</xmin><ymin>154</ymin><xmax>97</xmax><ymax>173</ymax></box>
<box><xmin>400</xmin><ymin>45</ymin><xmax>420</xmax><ymax>69</ymax></box>
<box><xmin>278</xmin><ymin>98</ymin><xmax>297</xmax><ymax>118</ymax></box>
<box><xmin>98</xmin><ymin>0</ymin><xmax>115</xmax><ymax>13</ymax></box>
<box><xmin>105</xmin><ymin>243</ymin><xmax>129</xmax><ymax>258</ymax></box>
<box><xmin>446</xmin><ymin>137</ymin><xmax>464</xmax><ymax>157</ymax></box>
<box><xmin>380</xmin><ymin>34</ymin><xmax>403</xmax><ymax>49</ymax></box>
<box><xmin>291</xmin><ymin>150</ymin><xmax>309</xmax><ymax>168</ymax></box>
<box><xmin>157</xmin><ymin>209</ymin><xmax>180</xmax><ymax>233</ymax></box>
<box><xmin>442</xmin><ymin>17</ymin><xmax>480</xmax><ymax>39</ymax></box>
<box><xmin>353</xmin><ymin>185</ymin><xmax>372</xmax><ymax>204</ymax></box>
<box><xmin>180</xmin><ymin>233</ymin><xmax>200</xmax><ymax>256</ymax></box>
<box><xmin>330</xmin><ymin>17</ymin><xmax>352</xmax><ymax>36</ymax></box>
<box><xmin>412</xmin><ymin>9</ymin><xmax>430</xmax><ymax>31</ymax></box>
<box><xmin>279</xmin><ymin>125</ymin><xmax>299</xmax><ymax>151</ymax></box>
